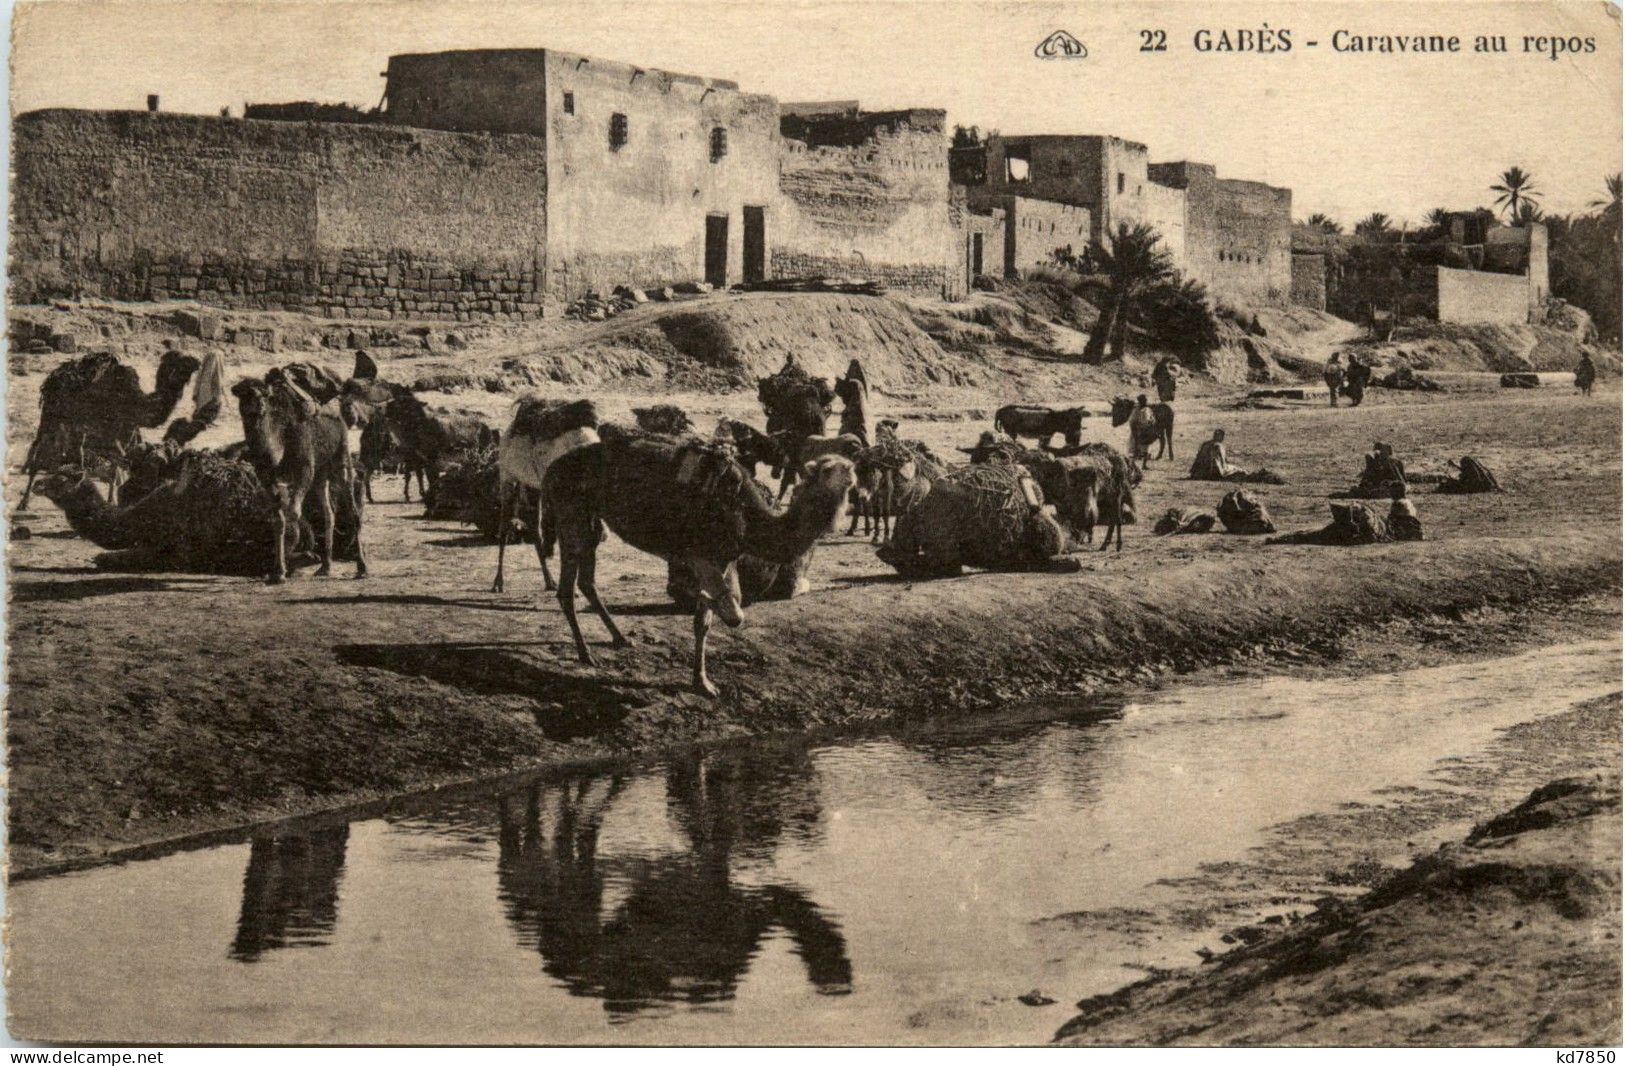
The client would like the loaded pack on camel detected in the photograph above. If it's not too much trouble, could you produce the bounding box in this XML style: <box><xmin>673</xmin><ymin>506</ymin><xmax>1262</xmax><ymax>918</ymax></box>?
<box><xmin>33</xmin><ymin>441</ymin><xmax>361</xmax><ymax>575</ymax></box>
<box><xmin>491</xmin><ymin>397</ymin><xmax>601</xmax><ymax>593</ymax></box>
<box><xmin>20</xmin><ymin>347</ymin><xmax>201</xmax><ymax>510</ymax></box>
<box><xmin>542</xmin><ymin>423</ymin><xmax>857</xmax><ymax>696</ymax></box>
<box><xmin>876</xmin><ymin>463</ymin><xmax>1086</xmax><ymax>579</ymax></box>
<box><xmin>962</xmin><ymin>433</ymin><xmax>1138</xmax><ymax>549</ymax></box>
<box><xmin>757</xmin><ymin>360</ymin><xmax>836</xmax><ymax>498</ymax></box>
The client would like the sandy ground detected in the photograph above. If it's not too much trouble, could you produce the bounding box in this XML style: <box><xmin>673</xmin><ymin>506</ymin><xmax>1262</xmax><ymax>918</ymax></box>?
<box><xmin>5</xmin><ymin>304</ymin><xmax>1621</xmax><ymax>876</ymax></box>
<box><xmin>1057</xmin><ymin>760</ymin><xmax>1623</xmax><ymax>1047</ymax></box>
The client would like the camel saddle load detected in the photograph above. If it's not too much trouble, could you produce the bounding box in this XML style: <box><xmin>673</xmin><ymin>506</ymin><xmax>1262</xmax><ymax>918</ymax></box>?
<box><xmin>877</xmin><ymin>463</ymin><xmax>1074</xmax><ymax>578</ymax></box>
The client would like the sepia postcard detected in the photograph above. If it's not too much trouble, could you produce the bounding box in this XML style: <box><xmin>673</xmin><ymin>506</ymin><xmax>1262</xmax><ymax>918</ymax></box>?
<box><xmin>2</xmin><ymin>0</ymin><xmax>1621</xmax><ymax>1051</ymax></box>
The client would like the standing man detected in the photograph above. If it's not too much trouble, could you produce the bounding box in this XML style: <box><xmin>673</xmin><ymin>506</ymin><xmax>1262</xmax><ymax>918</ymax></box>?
<box><xmin>1153</xmin><ymin>356</ymin><xmax>1179</xmax><ymax>404</ymax></box>
<box><xmin>1576</xmin><ymin>351</ymin><xmax>1597</xmax><ymax>397</ymax></box>
<box><xmin>1324</xmin><ymin>353</ymin><xmax>1345</xmax><ymax>407</ymax></box>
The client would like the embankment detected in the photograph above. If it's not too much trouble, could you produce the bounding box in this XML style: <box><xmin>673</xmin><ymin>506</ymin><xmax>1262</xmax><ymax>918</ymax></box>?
<box><xmin>1057</xmin><ymin>771</ymin><xmax>1623</xmax><ymax>1046</ymax></box>
<box><xmin>8</xmin><ymin>530</ymin><xmax>1618</xmax><ymax>877</ymax></box>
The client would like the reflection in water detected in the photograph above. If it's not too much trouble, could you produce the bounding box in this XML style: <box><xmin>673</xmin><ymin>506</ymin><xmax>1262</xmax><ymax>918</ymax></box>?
<box><xmin>230</xmin><ymin>826</ymin><xmax>350</xmax><ymax>962</ymax></box>
<box><xmin>894</xmin><ymin>705</ymin><xmax>1121</xmax><ymax>818</ymax></box>
<box><xmin>496</xmin><ymin>750</ymin><xmax>853</xmax><ymax>1017</ymax></box>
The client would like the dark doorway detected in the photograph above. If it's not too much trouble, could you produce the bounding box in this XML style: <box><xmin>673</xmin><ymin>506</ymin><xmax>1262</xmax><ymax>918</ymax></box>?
<box><xmin>705</xmin><ymin>214</ymin><xmax>729</xmax><ymax>288</ymax></box>
<box><xmin>971</xmin><ymin>232</ymin><xmax>984</xmax><ymax>277</ymax></box>
<box><xmin>742</xmin><ymin>206</ymin><xmax>766</xmax><ymax>284</ymax></box>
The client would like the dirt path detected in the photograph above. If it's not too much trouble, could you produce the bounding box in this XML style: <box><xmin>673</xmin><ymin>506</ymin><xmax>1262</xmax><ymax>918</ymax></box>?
<box><xmin>6</xmin><ymin>336</ymin><xmax>1619</xmax><ymax>874</ymax></box>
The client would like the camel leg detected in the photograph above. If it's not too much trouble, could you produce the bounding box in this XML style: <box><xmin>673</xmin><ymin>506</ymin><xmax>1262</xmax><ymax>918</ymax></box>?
<box><xmin>535</xmin><ymin>492</ymin><xmax>557</xmax><ymax>592</ymax></box>
<box><xmin>270</xmin><ymin>486</ymin><xmax>291</xmax><ymax>584</ymax></box>
<box><xmin>18</xmin><ymin>471</ymin><xmax>38</xmax><ymax>512</ymax></box>
<box><xmin>555</xmin><ymin>547</ymin><xmax>596</xmax><ymax>667</ymax></box>
<box><xmin>492</xmin><ymin>481</ymin><xmax>511</xmax><ymax>593</ymax></box>
<box><xmin>314</xmin><ymin>481</ymin><xmax>335</xmax><ymax>576</ymax></box>
<box><xmin>350</xmin><ymin>474</ymin><xmax>369</xmax><ymax>579</ymax></box>
<box><xmin>577</xmin><ymin>546</ymin><xmax>628</xmax><ymax>649</ymax></box>
<box><xmin>692</xmin><ymin>598</ymin><xmax>718</xmax><ymax>698</ymax></box>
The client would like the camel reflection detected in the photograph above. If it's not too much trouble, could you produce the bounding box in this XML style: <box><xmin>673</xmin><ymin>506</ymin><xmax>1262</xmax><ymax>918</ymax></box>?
<box><xmin>230</xmin><ymin>825</ymin><xmax>349</xmax><ymax>962</ymax></box>
<box><xmin>497</xmin><ymin>751</ymin><xmax>852</xmax><ymax>1016</ymax></box>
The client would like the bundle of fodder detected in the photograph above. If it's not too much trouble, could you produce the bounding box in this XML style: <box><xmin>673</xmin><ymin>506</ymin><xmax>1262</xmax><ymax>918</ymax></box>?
<box><xmin>422</xmin><ymin>442</ymin><xmax>533</xmax><ymax>542</ymax></box>
<box><xmin>757</xmin><ymin>364</ymin><xmax>835</xmax><ymax>417</ymax></box>
<box><xmin>878</xmin><ymin>462</ymin><xmax>1072</xmax><ymax>578</ymax></box>
<box><xmin>1217</xmin><ymin>489</ymin><xmax>1276</xmax><ymax>534</ymax></box>
<box><xmin>632</xmin><ymin>404</ymin><xmax>696</xmax><ymax>437</ymax></box>
<box><xmin>35</xmin><ymin>447</ymin><xmax>360</xmax><ymax>574</ymax></box>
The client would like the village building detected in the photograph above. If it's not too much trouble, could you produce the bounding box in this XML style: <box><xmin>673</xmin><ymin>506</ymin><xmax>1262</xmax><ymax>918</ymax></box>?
<box><xmin>1290</xmin><ymin>214</ymin><xmax>1550</xmax><ymax>325</ymax></box>
<box><xmin>10</xmin><ymin>44</ymin><xmax>1300</xmax><ymax>320</ymax></box>
<box><xmin>950</xmin><ymin>135</ymin><xmax>1293</xmax><ymax>307</ymax></box>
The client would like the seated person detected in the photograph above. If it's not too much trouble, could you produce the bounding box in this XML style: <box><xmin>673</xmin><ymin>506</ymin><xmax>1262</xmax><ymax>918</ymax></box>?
<box><xmin>1387</xmin><ymin>482</ymin><xmax>1424</xmax><ymax>541</ymax></box>
<box><xmin>1189</xmin><ymin>429</ymin><xmax>1235</xmax><ymax>480</ymax></box>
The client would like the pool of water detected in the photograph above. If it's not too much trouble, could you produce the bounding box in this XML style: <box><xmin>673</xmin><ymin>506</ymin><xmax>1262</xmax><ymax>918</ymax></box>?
<box><xmin>7</xmin><ymin>639</ymin><xmax>1619</xmax><ymax>1045</ymax></box>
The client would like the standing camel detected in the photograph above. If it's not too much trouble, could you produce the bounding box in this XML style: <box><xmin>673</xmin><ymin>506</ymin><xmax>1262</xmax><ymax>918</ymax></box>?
<box><xmin>232</xmin><ymin>368</ymin><xmax>367</xmax><ymax>583</ymax></box>
<box><xmin>491</xmin><ymin>397</ymin><xmax>600</xmax><ymax>593</ymax></box>
<box><xmin>543</xmin><ymin>430</ymin><xmax>856</xmax><ymax>696</ymax></box>
<box><xmin>20</xmin><ymin>347</ymin><xmax>200</xmax><ymax>509</ymax></box>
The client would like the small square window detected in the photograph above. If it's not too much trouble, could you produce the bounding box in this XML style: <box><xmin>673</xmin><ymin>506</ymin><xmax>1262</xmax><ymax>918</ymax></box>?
<box><xmin>563</xmin><ymin>91</ymin><xmax>574</xmax><ymax>114</ymax></box>
<box><xmin>710</xmin><ymin>126</ymin><xmax>728</xmax><ymax>163</ymax></box>
<box><xmin>609</xmin><ymin>112</ymin><xmax>628</xmax><ymax>150</ymax></box>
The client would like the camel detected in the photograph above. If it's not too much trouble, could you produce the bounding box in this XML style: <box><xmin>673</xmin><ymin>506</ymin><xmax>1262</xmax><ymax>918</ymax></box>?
<box><xmin>335</xmin><ymin>351</ymin><xmax>426</xmax><ymax>502</ymax></box>
<box><xmin>31</xmin><ymin>446</ymin><xmax>360</xmax><ymax>575</ymax></box>
<box><xmin>232</xmin><ymin>368</ymin><xmax>368</xmax><ymax>583</ymax></box>
<box><xmin>1110</xmin><ymin>395</ymin><xmax>1175</xmax><ymax>462</ymax></box>
<box><xmin>381</xmin><ymin>394</ymin><xmax>496</xmax><ymax>505</ymax></box>
<box><xmin>849</xmin><ymin>423</ymin><xmax>945</xmax><ymax>543</ymax></box>
<box><xmin>20</xmin><ymin>347</ymin><xmax>201</xmax><ymax>510</ymax></box>
<box><xmin>715</xmin><ymin>419</ymin><xmax>786</xmax><ymax>479</ymax></box>
<box><xmin>543</xmin><ymin>428</ymin><xmax>856</xmax><ymax>696</ymax></box>
<box><xmin>492</xmin><ymin>397</ymin><xmax>600</xmax><ymax>593</ymax></box>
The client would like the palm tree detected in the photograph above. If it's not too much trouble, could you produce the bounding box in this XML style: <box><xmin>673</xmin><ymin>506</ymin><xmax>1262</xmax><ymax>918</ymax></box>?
<box><xmin>1491</xmin><ymin>166</ymin><xmax>1541</xmax><ymax>223</ymax></box>
<box><xmin>1514</xmin><ymin>201</ymin><xmax>1545</xmax><ymax>225</ymax></box>
<box><xmin>1590</xmin><ymin>173</ymin><xmax>1622</xmax><ymax>240</ymax></box>
<box><xmin>1078</xmin><ymin>222</ymin><xmax>1174</xmax><ymax>363</ymax></box>
<box><xmin>1306</xmin><ymin>213</ymin><xmax>1342</xmax><ymax>234</ymax></box>
<box><xmin>1354</xmin><ymin>212</ymin><xmax>1392</xmax><ymax>236</ymax></box>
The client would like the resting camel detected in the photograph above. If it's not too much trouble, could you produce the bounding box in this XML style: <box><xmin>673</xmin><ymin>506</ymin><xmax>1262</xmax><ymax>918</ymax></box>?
<box><xmin>20</xmin><ymin>347</ymin><xmax>201</xmax><ymax>510</ymax></box>
<box><xmin>543</xmin><ymin>429</ymin><xmax>856</xmax><ymax>696</ymax></box>
<box><xmin>232</xmin><ymin>368</ymin><xmax>367</xmax><ymax>583</ymax></box>
<box><xmin>492</xmin><ymin>397</ymin><xmax>600</xmax><ymax>593</ymax></box>
<box><xmin>1110</xmin><ymin>395</ymin><xmax>1175</xmax><ymax>462</ymax></box>
<box><xmin>993</xmin><ymin>404</ymin><xmax>1088</xmax><ymax>450</ymax></box>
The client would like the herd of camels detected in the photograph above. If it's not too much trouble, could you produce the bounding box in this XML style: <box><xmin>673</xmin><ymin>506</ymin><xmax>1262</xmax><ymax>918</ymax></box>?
<box><xmin>20</xmin><ymin>347</ymin><xmax>1163</xmax><ymax>696</ymax></box>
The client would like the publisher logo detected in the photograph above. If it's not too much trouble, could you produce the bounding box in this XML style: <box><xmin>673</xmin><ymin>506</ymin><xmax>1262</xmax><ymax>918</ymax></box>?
<box><xmin>1035</xmin><ymin>30</ymin><xmax>1088</xmax><ymax>59</ymax></box>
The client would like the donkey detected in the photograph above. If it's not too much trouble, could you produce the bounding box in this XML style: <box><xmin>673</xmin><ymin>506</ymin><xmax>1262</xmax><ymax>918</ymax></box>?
<box><xmin>993</xmin><ymin>404</ymin><xmax>1089</xmax><ymax>449</ymax></box>
<box><xmin>1110</xmin><ymin>395</ymin><xmax>1175</xmax><ymax>462</ymax></box>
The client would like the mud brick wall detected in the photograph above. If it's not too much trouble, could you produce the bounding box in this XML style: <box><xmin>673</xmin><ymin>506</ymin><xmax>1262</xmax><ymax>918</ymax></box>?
<box><xmin>12</xmin><ymin>109</ymin><xmax>548</xmax><ymax>320</ymax></box>
<box><xmin>1436</xmin><ymin>265</ymin><xmax>1532</xmax><ymax>325</ymax></box>
<box><xmin>775</xmin><ymin>110</ymin><xmax>953</xmax><ymax>295</ymax></box>
<box><xmin>1291</xmin><ymin>252</ymin><xmax>1327</xmax><ymax>310</ymax></box>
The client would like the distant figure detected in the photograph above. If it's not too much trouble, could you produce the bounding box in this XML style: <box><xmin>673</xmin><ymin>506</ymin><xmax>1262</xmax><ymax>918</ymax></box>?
<box><xmin>1152</xmin><ymin>357</ymin><xmax>1179</xmax><ymax>403</ymax></box>
<box><xmin>1576</xmin><ymin>352</ymin><xmax>1597</xmax><ymax>397</ymax></box>
<box><xmin>1343</xmin><ymin>357</ymin><xmax>1371</xmax><ymax>407</ymax></box>
<box><xmin>1324</xmin><ymin>353</ymin><xmax>1345</xmax><ymax>407</ymax></box>
<box><xmin>1387</xmin><ymin>482</ymin><xmax>1423</xmax><ymax>542</ymax></box>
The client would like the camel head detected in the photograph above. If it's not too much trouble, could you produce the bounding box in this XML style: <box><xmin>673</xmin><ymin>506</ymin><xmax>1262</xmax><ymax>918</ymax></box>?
<box><xmin>688</xmin><ymin>558</ymin><xmax>744</xmax><ymax>628</ymax></box>
<box><xmin>33</xmin><ymin>466</ymin><xmax>95</xmax><ymax>504</ymax></box>
<box><xmin>155</xmin><ymin>348</ymin><xmax>203</xmax><ymax>391</ymax></box>
<box><xmin>791</xmin><ymin>455</ymin><xmax>858</xmax><ymax>533</ymax></box>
